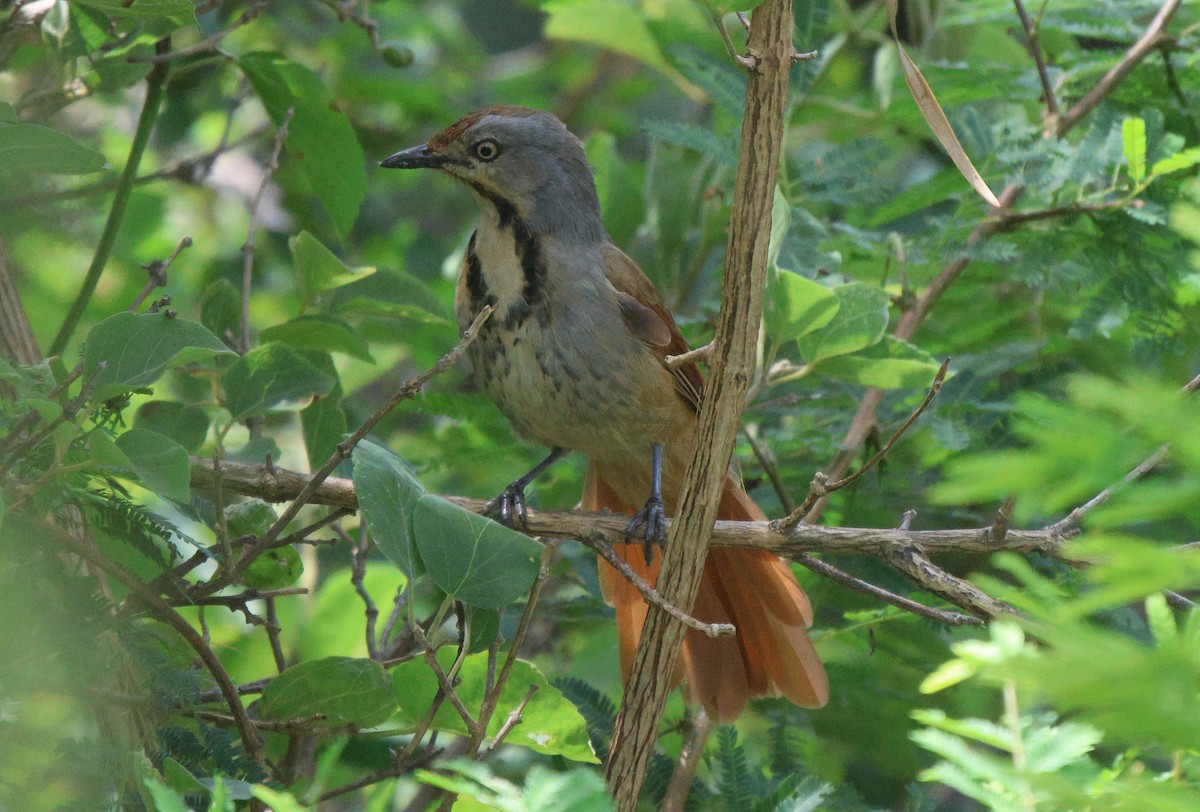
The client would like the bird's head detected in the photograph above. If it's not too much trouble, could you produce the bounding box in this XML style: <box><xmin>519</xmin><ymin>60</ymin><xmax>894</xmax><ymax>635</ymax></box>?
<box><xmin>381</xmin><ymin>106</ymin><xmax>602</xmax><ymax>238</ymax></box>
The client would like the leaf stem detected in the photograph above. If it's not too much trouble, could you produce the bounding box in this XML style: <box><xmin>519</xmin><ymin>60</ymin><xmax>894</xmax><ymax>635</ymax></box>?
<box><xmin>49</xmin><ymin>39</ymin><xmax>171</xmax><ymax>358</ymax></box>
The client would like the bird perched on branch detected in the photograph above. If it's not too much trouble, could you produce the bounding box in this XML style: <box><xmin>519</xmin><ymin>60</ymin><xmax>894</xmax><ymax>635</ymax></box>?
<box><xmin>381</xmin><ymin>106</ymin><xmax>828</xmax><ymax>722</ymax></box>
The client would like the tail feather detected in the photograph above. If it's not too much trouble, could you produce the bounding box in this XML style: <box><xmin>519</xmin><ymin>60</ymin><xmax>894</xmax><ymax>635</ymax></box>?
<box><xmin>585</xmin><ymin>462</ymin><xmax>829</xmax><ymax>723</ymax></box>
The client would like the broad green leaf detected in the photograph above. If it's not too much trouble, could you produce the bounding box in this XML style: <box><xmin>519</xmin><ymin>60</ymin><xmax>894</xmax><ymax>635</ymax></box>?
<box><xmin>767</xmin><ymin>270</ymin><xmax>840</xmax><ymax>344</ymax></box>
<box><xmin>393</xmin><ymin>650</ymin><xmax>599</xmax><ymax>763</ymax></box>
<box><xmin>240</xmin><ymin>54</ymin><xmax>367</xmax><ymax>236</ymax></box>
<box><xmin>260</xmin><ymin>656</ymin><xmax>395</xmax><ymax>727</ymax></box>
<box><xmin>133</xmin><ymin>400</ymin><xmax>209</xmax><ymax>453</ymax></box>
<box><xmin>162</xmin><ymin>758</ymin><xmax>206</xmax><ymax>796</ymax></box>
<box><xmin>0</xmin><ymin>122</ymin><xmax>106</xmax><ymax>175</ymax></box>
<box><xmin>249</xmin><ymin>786</ymin><xmax>306</xmax><ymax>812</ymax></box>
<box><xmin>261</xmin><ymin>315</ymin><xmax>373</xmax><ymax>362</ymax></box>
<box><xmin>74</xmin><ymin>0</ymin><xmax>195</xmax><ymax>28</ymax></box>
<box><xmin>137</xmin><ymin>766</ymin><xmax>189</xmax><ymax>812</ymax></box>
<box><xmin>1150</xmin><ymin>146</ymin><xmax>1200</xmax><ymax>177</ymax></box>
<box><xmin>795</xmin><ymin>283</ymin><xmax>890</xmax><ymax>364</ymax></box>
<box><xmin>543</xmin><ymin>1</ymin><xmax>701</xmax><ymax>100</ymax></box>
<box><xmin>199</xmin><ymin>278</ymin><xmax>241</xmax><ymax>346</ymax></box>
<box><xmin>352</xmin><ymin>441</ymin><xmax>425</xmax><ymax>578</ymax></box>
<box><xmin>1122</xmin><ymin>117</ymin><xmax>1146</xmax><ymax>183</ymax></box>
<box><xmin>817</xmin><ymin>336</ymin><xmax>942</xmax><ymax>388</ymax></box>
<box><xmin>335</xmin><ymin>294</ymin><xmax>451</xmax><ymax>326</ymax></box>
<box><xmin>290</xmin><ymin>231</ymin><xmax>377</xmax><ymax>310</ymax></box>
<box><xmin>413</xmin><ymin>494</ymin><xmax>541</xmax><ymax>609</ymax></box>
<box><xmin>299</xmin><ymin>564</ymin><xmax>406</xmax><ymax>660</ymax></box>
<box><xmin>83</xmin><ymin>312</ymin><xmax>234</xmax><ymax>400</ymax></box>
<box><xmin>222</xmin><ymin>342</ymin><xmax>335</xmax><ymax>419</ymax></box>
<box><xmin>302</xmin><ymin>390</ymin><xmax>347</xmax><ymax>469</ymax></box>
<box><xmin>243</xmin><ymin>546</ymin><xmax>303</xmax><ymax>589</ymax></box>
<box><xmin>114</xmin><ymin>428</ymin><xmax>191</xmax><ymax>503</ymax></box>
<box><xmin>225</xmin><ymin>499</ymin><xmax>278</xmax><ymax>539</ymax></box>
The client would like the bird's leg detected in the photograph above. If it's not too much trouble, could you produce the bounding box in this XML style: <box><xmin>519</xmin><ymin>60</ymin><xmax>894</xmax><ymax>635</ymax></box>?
<box><xmin>484</xmin><ymin>447</ymin><xmax>567</xmax><ymax>529</ymax></box>
<box><xmin>625</xmin><ymin>443</ymin><xmax>666</xmax><ymax>564</ymax></box>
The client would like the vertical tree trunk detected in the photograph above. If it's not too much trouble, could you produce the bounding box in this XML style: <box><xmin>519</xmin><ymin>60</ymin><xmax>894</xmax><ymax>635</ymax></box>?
<box><xmin>603</xmin><ymin>1</ymin><xmax>794</xmax><ymax>807</ymax></box>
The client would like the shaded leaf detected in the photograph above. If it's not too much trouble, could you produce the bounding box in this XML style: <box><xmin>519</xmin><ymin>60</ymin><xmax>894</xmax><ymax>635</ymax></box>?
<box><xmin>290</xmin><ymin>231</ymin><xmax>376</xmax><ymax>310</ymax></box>
<box><xmin>114</xmin><ymin>428</ymin><xmax>191</xmax><ymax>503</ymax></box>
<box><xmin>413</xmin><ymin>494</ymin><xmax>541</xmax><ymax>609</ymax></box>
<box><xmin>352</xmin><ymin>441</ymin><xmax>425</xmax><ymax>578</ymax></box>
<box><xmin>260</xmin><ymin>656</ymin><xmax>395</xmax><ymax>727</ymax></box>
<box><xmin>260</xmin><ymin>315</ymin><xmax>374</xmax><ymax>362</ymax></box>
<box><xmin>222</xmin><ymin>343</ymin><xmax>335</xmax><ymax>419</ymax></box>
<box><xmin>133</xmin><ymin>400</ymin><xmax>209</xmax><ymax>453</ymax></box>
<box><xmin>83</xmin><ymin>312</ymin><xmax>234</xmax><ymax>400</ymax></box>
<box><xmin>0</xmin><ymin>122</ymin><xmax>105</xmax><ymax>176</ymax></box>
<box><xmin>817</xmin><ymin>336</ymin><xmax>942</xmax><ymax>389</ymax></box>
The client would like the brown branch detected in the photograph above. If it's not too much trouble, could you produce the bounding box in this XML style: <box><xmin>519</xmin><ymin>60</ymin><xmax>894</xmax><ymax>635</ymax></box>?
<box><xmin>995</xmin><ymin>198</ymin><xmax>1134</xmax><ymax>230</ymax></box>
<box><xmin>785</xmin><ymin>358</ymin><xmax>950</xmax><ymax>526</ymax></box>
<box><xmin>129</xmin><ymin>236</ymin><xmax>191</xmax><ymax>312</ymax></box>
<box><xmin>882</xmin><ymin>545</ymin><xmax>1016</xmax><ymax>619</ymax></box>
<box><xmin>1011</xmin><ymin>0</ymin><xmax>1059</xmax><ymax>128</ymax></box>
<box><xmin>665</xmin><ymin>342</ymin><xmax>712</xmax><ymax>369</ymax></box>
<box><xmin>188</xmin><ymin>456</ymin><xmax>1073</xmax><ymax>560</ymax></box>
<box><xmin>606</xmin><ymin>1</ymin><xmax>792</xmax><ymax>803</ymax></box>
<box><xmin>581</xmin><ymin>534</ymin><xmax>736</xmax><ymax>637</ymax></box>
<box><xmin>1055</xmin><ymin>0</ymin><xmax>1184</xmax><ymax>137</ymax></box>
<box><xmin>1045</xmin><ymin>445</ymin><xmax>1170</xmax><ymax>535</ymax></box>
<box><xmin>794</xmin><ymin>553</ymin><xmax>983</xmax><ymax>626</ymax></box>
<box><xmin>480</xmin><ymin>684</ymin><xmax>539</xmax><ymax>759</ymax></box>
<box><xmin>45</xmin><ymin>524</ymin><xmax>264</xmax><ymax>764</ymax></box>
<box><xmin>662</xmin><ymin>709</ymin><xmax>712</xmax><ymax>812</ymax></box>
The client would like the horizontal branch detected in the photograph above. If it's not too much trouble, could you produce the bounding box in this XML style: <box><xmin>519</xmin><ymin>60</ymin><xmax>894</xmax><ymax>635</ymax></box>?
<box><xmin>190</xmin><ymin>457</ymin><xmax>1069</xmax><ymax>560</ymax></box>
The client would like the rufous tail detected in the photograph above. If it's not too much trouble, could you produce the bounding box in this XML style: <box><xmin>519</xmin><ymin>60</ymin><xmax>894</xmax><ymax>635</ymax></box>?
<box><xmin>584</xmin><ymin>463</ymin><xmax>829</xmax><ymax>723</ymax></box>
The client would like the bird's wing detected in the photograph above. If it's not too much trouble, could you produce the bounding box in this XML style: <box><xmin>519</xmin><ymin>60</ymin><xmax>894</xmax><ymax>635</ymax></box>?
<box><xmin>602</xmin><ymin>243</ymin><xmax>703</xmax><ymax>412</ymax></box>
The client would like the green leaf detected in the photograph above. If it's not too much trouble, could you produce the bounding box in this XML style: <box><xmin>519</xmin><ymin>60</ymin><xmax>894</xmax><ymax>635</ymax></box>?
<box><xmin>83</xmin><ymin>312</ymin><xmax>235</xmax><ymax>400</ymax></box>
<box><xmin>243</xmin><ymin>546</ymin><xmax>303</xmax><ymax>589</ymax></box>
<box><xmin>137</xmin><ymin>766</ymin><xmax>190</xmax><ymax>812</ymax></box>
<box><xmin>817</xmin><ymin>336</ymin><xmax>942</xmax><ymax>388</ymax></box>
<box><xmin>199</xmin><ymin>278</ymin><xmax>241</xmax><ymax>347</ymax></box>
<box><xmin>1150</xmin><ymin>146</ymin><xmax>1200</xmax><ymax>178</ymax></box>
<box><xmin>1122</xmin><ymin>117</ymin><xmax>1146</xmax><ymax>183</ymax></box>
<box><xmin>543</xmin><ymin>1</ymin><xmax>699</xmax><ymax>98</ymax></box>
<box><xmin>795</xmin><ymin>283</ymin><xmax>890</xmax><ymax>364</ymax></box>
<box><xmin>162</xmin><ymin>757</ymin><xmax>206</xmax><ymax>796</ymax></box>
<box><xmin>767</xmin><ymin>270</ymin><xmax>840</xmax><ymax>344</ymax></box>
<box><xmin>767</xmin><ymin>185</ymin><xmax>790</xmax><ymax>269</ymax></box>
<box><xmin>300</xmin><ymin>564</ymin><xmax>406</xmax><ymax>660</ymax></box>
<box><xmin>352</xmin><ymin>441</ymin><xmax>426</xmax><ymax>578</ymax></box>
<box><xmin>413</xmin><ymin>494</ymin><xmax>541</xmax><ymax>609</ymax></box>
<box><xmin>222</xmin><ymin>342</ymin><xmax>336</xmax><ymax>419</ymax></box>
<box><xmin>260</xmin><ymin>315</ymin><xmax>373</xmax><ymax>362</ymax></box>
<box><xmin>240</xmin><ymin>54</ymin><xmax>367</xmax><ymax>236</ymax></box>
<box><xmin>114</xmin><ymin>428</ymin><xmax>191</xmax><ymax>503</ymax></box>
<box><xmin>1144</xmin><ymin>593</ymin><xmax>1177</xmax><ymax>644</ymax></box>
<box><xmin>0</xmin><ymin>122</ymin><xmax>106</xmax><ymax>175</ymax></box>
<box><xmin>133</xmin><ymin>400</ymin><xmax>209</xmax><ymax>453</ymax></box>
<box><xmin>74</xmin><ymin>0</ymin><xmax>196</xmax><ymax>28</ymax></box>
<box><xmin>225</xmin><ymin>499</ymin><xmax>278</xmax><ymax>538</ymax></box>
<box><xmin>641</xmin><ymin>120</ymin><xmax>735</xmax><ymax>166</ymax></box>
<box><xmin>290</xmin><ymin>231</ymin><xmax>377</xmax><ymax>309</ymax></box>
<box><xmin>249</xmin><ymin>786</ymin><xmax>306</xmax><ymax>812</ymax></box>
<box><xmin>302</xmin><ymin>390</ymin><xmax>347</xmax><ymax>469</ymax></box>
<box><xmin>260</xmin><ymin>656</ymin><xmax>396</xmax><ymax>727</ymax></box>
<box><xmin>393</xmin><ymin>651</ymin><xmax>598</xmax><ymax>763</ymax></box>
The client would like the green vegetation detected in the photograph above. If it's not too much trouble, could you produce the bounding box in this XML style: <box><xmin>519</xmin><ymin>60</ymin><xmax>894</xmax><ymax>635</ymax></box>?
<box><xmin>1</xmin><ymin>0</ymin><xmax>1198</xmax><ymax>809</ymax></box>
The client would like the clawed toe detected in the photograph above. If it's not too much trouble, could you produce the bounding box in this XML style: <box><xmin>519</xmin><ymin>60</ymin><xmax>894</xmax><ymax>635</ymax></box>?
<box><xmin>625</xmin><ymin>496</ymin><xmax>666</xmax><ymax>564</ymax></box>
<box><xmin>484</xmin><ymin>483</ymin><xmax>527</xmax><ymax>529</ymax></box>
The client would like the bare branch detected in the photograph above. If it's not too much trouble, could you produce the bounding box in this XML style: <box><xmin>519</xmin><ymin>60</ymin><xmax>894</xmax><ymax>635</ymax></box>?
<box><xmin>786</xmin><ymin>358</ymin><xmax>950</xmax><ymax>526</ymax></box>
<box><xmin>129</xmin><ymin>236</ymin><xmax>191</xmax><ymax>312</ymax></box>
<box><xmin>581</xmin><ymin>534</ymin><xmax>736</xmax><ymax>638</ymax></box>
<box><xmin>1045</xmin><ymin>445</ymin><xmax>1170</xmax><ymax>535</ymax></box>
<box><xmin>480</xmin><ymin>684</ymin><xmax>539</xmax><ymax>759</ymax></box>
<box><xmin>665</xmin><ymin>342</ymin><xmax>712</xmax><ymax>369</ymax></box>
<box><xmin>882</xmin><ymin>545</ymin><xmax>1016</xmax><ymax>620</ymax></box>
<box><xmin>1055</xmin><ymin>0</ymin><xmax>1185</xmax><ymax>137</ymax></box>
<box><xmin>1011</xmin><ymin>0</ymin><xmax>1059</xmax><ymax>125</ymax></box>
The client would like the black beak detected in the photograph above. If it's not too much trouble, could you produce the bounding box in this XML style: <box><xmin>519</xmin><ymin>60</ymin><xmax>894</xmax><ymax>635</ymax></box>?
<box><xmin>379</xmin><ymin>143</ymin><xmax>445</xmax><ymax>170</ymax></box>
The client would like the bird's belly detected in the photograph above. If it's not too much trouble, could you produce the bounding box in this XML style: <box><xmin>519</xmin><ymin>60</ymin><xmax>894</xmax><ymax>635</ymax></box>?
<box><xmin>468</xmin><ymin>319</ymin><xmax>677</xmax><ymax>458</ymax></box>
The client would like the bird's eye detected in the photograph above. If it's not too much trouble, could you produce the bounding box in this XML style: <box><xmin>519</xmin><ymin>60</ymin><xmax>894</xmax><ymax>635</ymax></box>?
<box><xmin>473</xmin><ymin>139</ymin><xmax>501</xmax><ymax>162</ymax></box>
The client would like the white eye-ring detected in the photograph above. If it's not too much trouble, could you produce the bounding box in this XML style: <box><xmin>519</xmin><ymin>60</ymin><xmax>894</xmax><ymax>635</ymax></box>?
<box><xmin>473</xmin><ymin>139</ymin><xmax>500</xmax><ymax>161</ymax></box>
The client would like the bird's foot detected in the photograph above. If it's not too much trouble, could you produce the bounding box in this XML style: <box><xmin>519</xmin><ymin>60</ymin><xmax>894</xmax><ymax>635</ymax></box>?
<box><xmin>484</xmin><ymin>482</ymin><xmax>527</xmax><ymax>529</ymax></box>
<box><xmin>625</xmin><ymin>495</ymin><xmax>666</xmax><ymax>565</ymax></box>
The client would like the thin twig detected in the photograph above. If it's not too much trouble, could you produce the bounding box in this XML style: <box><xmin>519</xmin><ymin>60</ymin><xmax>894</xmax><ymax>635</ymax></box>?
<box><xmin>662</xmin><ymin>708</ymin><xmax>712</xmax><ymax>812</ymax></box>
<box><xmin>796</xmin><ymin>552</ymin><xmax>982</xmax><ymax>626</ymax></box>
<box><xmin>46</xmin><ymin>525</ymin><xmax>264</xmax><ymax>764</ymax></box>
<box><xmin>1011</xmin><ymin>0</ymin><xmax>1059</xmax><ymax>124</ymax></box>
<box><xmin>700</xmin><ymin>0</ymin><xmax>759</xmax><ymax>70</ymax></box>
<box><xmin>265</xmin><ymin>597</ymin><xmax>286</xmax><ymax>672</ymax></box>
<box><xmin>582</xmin><ymin>534</ymin><xmax>736</xmax><ymax>638</ymax></box>
<box><xmin>49</xmin><ymin>39</ymin><xmax>170</xmax><ymax>357</ymax></box>
<box><xmin>192</xmin><ymin>304</ymin><xmax>494</xmax><ymax>597</ymax></box>
<box><xmin>241</xmin><ymin>107</ymin><xmax>294</xmax><ymax>354</ymax></box>
<box><xmin>130</xmin><ymin>5</ymin><xmax>263</xmax><ymax>63</ymax></box>
<box><xmin>743</xmin><ymin>426</ymin><xmax>797</xmax><ymax>513</ymax></box>
<box><xmin>410</xmin><ymin>623</ymin><xmax>478</xmax><ymax>731</ymax></box>
<box><xmin>785</xmin><ymin>358</ymin><xmax>950</xmax><ymax>527</ymax></box>
<box><xmin>665</xmin><ymin>342</ymin><xmax>712</xmax><ymax>369</ymax></box>
<box><xmin>129</xmin><ymin>236</ymin><xmax>192</xmax><ymax>312</ymax></box>
<box><xmin>1045</xmin><ymin>445</ymin><xmax>1170</xmax><ymax>535</ymax></box>
<box><xmin>1055</xmin><ymin>0</ymin><xmax>1184</xmax><ymax>137</ymax></box>
<box><xmin>350</xmin><ymin>523</ymin><xmax>380</xmax><ymax>660</ymax></box>
<box><xmin>480</xmin><ymin>684</ymin><xmax>538</xmax><ymax>759</ymax></box>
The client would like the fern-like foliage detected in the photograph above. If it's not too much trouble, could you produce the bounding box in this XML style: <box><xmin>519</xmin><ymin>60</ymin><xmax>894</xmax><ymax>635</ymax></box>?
<box><xmin>552</xmin><ymin>677</ymin><xmax>617</xmax><ymax>758</ymax></box>
<box><xmin>79</xmin><ymin>487</ymin><xmax>183</xmax><ymax>567</ymax></box>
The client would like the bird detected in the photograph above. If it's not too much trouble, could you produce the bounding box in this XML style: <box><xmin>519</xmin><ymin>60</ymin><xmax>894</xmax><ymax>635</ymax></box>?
<box><xmin>381</xmin><ymin>105</ymin><xmax>828</xmax><ymax>722</ymax></box>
